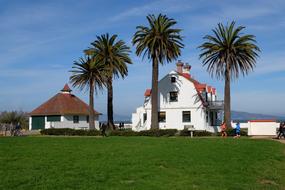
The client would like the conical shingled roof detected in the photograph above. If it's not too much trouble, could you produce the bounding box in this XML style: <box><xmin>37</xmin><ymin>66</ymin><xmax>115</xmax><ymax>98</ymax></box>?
<box><xmin>30</xmin><ymin>84</ymin><xmax>100</xmax><ymax>116</ymax></box>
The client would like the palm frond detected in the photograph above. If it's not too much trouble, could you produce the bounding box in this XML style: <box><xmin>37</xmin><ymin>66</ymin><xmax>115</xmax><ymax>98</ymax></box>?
<box><xmin>132</xmin><ymin>14</ymin><xmax>184</xmax><ymax>64</ymax></box>
<box><xmin>199</xmin><ymin>21</ymin><xmax>260</xmax><ymax>80</ymax></box>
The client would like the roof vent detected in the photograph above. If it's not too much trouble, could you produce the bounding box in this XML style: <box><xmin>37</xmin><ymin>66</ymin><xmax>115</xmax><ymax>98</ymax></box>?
<box><xmin>61</xmin><ymin>84</ymin><xmax>72</xmax><ymax>94</ymax></box>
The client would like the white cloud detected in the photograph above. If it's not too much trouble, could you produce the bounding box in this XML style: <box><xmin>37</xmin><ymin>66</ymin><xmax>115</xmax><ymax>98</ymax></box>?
<box><xmin>110</xmin><ymin>0</ymin><xmax>192</xmax><ymax>21</ymax></box>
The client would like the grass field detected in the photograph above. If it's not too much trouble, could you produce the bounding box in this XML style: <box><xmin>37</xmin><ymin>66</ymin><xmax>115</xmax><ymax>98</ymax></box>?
<box><xmin>0</xmin><ymin>137</ymin><xmax>284</xmax><ymax>190</ymax></box>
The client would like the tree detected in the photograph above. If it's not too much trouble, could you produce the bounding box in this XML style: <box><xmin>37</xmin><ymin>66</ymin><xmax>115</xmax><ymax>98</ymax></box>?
<box><xmin>0</xmin><ymin>111</ymin><xmax>28</xmax><ymax>129</ymax></box>
<box><xmin>199</xmin><ymin>21</ymin><xmax>260</xmax><ymax>128</ymax></box>
<box><xmin>133</xmin><ymin>14</ymin><xmax>184</xmax><ymax>129</ymax></box>
<box><xmin>86</xmin><ymin>34</ymin><xmax>132</xmax><ymax>129</ymax></box>
<box><xmin>70</xmin><ymin>57</ymin><xmax>106</xmax><ymax>130</ymax></box>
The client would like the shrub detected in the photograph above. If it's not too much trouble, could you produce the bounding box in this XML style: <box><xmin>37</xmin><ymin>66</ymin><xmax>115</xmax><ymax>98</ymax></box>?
<box><xmin>138</xmin><ymin>129</ymin><xmax>178</xmax><ymax>137</ymax></box>
<box><xmin>179</xmin><ymin>129</ymin><xmax>214</xmax><ymax>137</ymax></box>
<box><xmin>108</xmin><ymin>129</ymin><xmax>178</xmax><ymax>137</ymax></box>
<box><xmin>40</xmin><ymin>128</ymin><xmax>101</xmax><ymax>136</ymax></box>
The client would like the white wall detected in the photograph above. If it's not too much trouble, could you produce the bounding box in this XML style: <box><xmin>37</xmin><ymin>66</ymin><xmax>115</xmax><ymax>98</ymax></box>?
<box><xmin>232</xmin><ymin>121</ymin><xmax>279</xmax><ymax>136</ymax></box>
<box><xmin>53</xmin><ymin>115</ymin><xmax>99</xmax><ymax>130</ymax></box>
<box><xmin>30</xmin><ymin>115</ymin><xmax>100</xmax><ymax>130</ymax></box>
<box><xmin>248</xmin><ymin>121</ymin><xmax>279</xmax><ymax>136</ymax></box>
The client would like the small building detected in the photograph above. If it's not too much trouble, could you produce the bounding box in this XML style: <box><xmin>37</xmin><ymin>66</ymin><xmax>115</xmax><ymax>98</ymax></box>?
<box><xmin>29</xmin><ymin>84</ymin><xmax>100</xmax><ymax>130</ymax></box>
<box><xmin>132</xmin><ymin>61</ymin><xmax>224</xmax><ymax>132</ymax></box>
<box><xmin>232</xmin><ymin>120</ymin><xmax>279</xmax><ymax>136</ymax></box>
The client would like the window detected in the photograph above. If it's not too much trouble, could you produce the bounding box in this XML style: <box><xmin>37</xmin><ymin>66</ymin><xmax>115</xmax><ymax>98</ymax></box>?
<box><xmin>171</xmin><ymin>76</ymin><xmax>176</xmax><ymax>83</ymax></box>
<box><xmin>158</xmin><ymin>112</ymin><xmax>166</xmax><ymax>122</ymax></box>
<box><xmin>73</xmin><ymin>115</ymin><xmax>79</xmax><ymax>123</ymax></box>
<box><xmin>47</xmin><ymin>115</ymin><xmax>61</xmax><ymax>122</ymax></box>
<box><xmin>169</xmin><ymin>91</ymin><xmax>178</xmax><ymax>102</ymax></box>
<box><xmin>182</xmin><ymin>111</ymin><xmax>191</xmax><ymax>122</ymax></box>
<box><xmin>86</xmin><ymin>116</ymin><xmax>89</xmax><ymax>123</ymax></box>
<box><xmin>143</xmin><ymin>113</ymin><xmax>147</xmax><ymax>123</ymax></box>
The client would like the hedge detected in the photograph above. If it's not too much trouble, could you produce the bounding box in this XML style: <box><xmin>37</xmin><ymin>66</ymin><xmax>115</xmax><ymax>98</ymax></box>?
<box><xmin>40</xmin><ymin>128</ymin><xmax>247</xmax><ymax>137</ymax></box>
<box><xmin>40</xmin><ymin>128</ymin><xmax>101</xmax><ymax>136</ymax></box>
<box><xmin>109</xmin><ymin>129</ymin><xmax>178</xmax><ymax>137</ymax></box>
<box><xmin>41</xmin><ymin>128</ymin><xmax>178</xmax><ymax>137</ymax></box>
<box><xmin>179</xmin><ymin>129</ymin><xmax>214</xmax><ymax>137</ymax></box>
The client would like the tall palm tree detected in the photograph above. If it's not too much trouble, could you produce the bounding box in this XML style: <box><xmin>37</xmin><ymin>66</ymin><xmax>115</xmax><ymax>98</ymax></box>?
<box><xmin>86</xmin><ymin>34</ymin><xmax>132</xmax><ymax>129</ymax></box>
<box><xmin>70</xmin><ymin>57</ymin><xmax>106</xmax><ymax>130</ymax></box>
<box><xmin>199</xmin><ymin>21</ymin><xmax>260</xmax><ymax>128</ymax></box>
<box><xmin>133</xmin><ymin>14</ymin><xmax>184</xmax><ymax>129</ymax></box>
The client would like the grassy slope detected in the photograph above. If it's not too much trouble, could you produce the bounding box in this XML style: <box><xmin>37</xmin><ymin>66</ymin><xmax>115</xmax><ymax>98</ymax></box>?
<box><xmin>0</xmin><ymin>137</ymin><xmax>284</xmax><ymax>190</ymax></box>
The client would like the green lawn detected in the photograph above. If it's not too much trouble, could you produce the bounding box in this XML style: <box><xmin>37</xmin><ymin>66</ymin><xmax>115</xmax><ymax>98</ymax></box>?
<box><xmin>0</xmin><ymin>137</ymin><xmax>284</xmax><ymax>190</ymax></box>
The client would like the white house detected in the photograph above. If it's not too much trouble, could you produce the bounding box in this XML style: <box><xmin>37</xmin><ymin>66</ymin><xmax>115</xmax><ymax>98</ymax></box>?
<box><xmin>29</xmin><ymin>84</ymin><xmax>101</xmax><ymax>130</ymax></box>
<box><xmin>132</xmin><ymin>61</ymin><xmax>224</xmax><ymax>132</ymax></box>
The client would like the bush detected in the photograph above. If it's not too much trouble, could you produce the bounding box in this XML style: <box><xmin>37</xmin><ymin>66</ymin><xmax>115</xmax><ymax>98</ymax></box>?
<box><xmin>108</xmin><ymin>129</ymin><xmax>178</xmax><ymax>137</ymax></box>
<box><xmin>138</xmin><ymin>129</ymin><xmax>178</xmax><ymax>137</ymax></box>
<box><xmin>40</xmin><ymin>128</ymin><xmax>101</xmax><ymax>136</ymax></box>
<box><xmin>179</xmin><ymin>129</ymin><xmax>214</xmax><ymax>137</ymax></box>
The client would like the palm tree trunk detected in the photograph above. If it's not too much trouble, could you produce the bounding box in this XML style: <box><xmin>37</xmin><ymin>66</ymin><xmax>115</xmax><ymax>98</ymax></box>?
<box><xmin>151</xmin><ymin>58</ymin><xmax>159</xmax><ymax>130</ymax></box>
<box><xmin>107</xmin><ymin>76</ymin><xmax>115</xmax><ymax>130</ymax></box>
<box><xmin>89</xmin><ymin>79</ymin><xmax>95</xmax><ymax>130</ymax></box>
<box><xmin>224</xmin><ymin>65</ymin><xmax>232</xmax><ymax>128</ymax></box>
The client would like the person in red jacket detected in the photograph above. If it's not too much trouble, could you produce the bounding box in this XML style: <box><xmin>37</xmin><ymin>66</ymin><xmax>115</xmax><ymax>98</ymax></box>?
<box><xmin>221</xmin><ymin>122</ymin><xmax>227</xmax><ymax>137</ymax></box>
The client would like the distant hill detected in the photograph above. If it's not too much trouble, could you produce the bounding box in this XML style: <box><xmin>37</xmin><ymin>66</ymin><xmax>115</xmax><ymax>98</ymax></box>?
<box><xmin>232</xmin><ymin>111</ymin><xmax>285</xmax><ymax>121</ymax></box>
<box><xmin>99</xmin><ymin>111</ymin><xmax>285</xmax><ymax>123</ymax></box>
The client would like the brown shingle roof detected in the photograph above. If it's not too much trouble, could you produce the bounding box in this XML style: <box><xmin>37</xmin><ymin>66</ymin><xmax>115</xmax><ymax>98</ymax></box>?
<box><xmin>30</xmin><ymin>86</ymin><xmax>100</xmax><ymax>116</ymax></box>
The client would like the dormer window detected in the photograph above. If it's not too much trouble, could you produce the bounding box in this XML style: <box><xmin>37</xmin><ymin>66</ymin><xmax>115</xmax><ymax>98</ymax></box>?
<box><xmin>171</xmin><ymin>76</ymin><xmax>176</xmax><ymax>83</ymax></box>
<box><xmin>170</xmin><ymin>91</ymin><xmax>178</xmax><ymax>102</ymax></box>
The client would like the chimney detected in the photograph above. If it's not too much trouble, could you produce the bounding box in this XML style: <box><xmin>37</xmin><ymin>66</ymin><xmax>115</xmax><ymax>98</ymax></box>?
<box><xmin>183</xmin><ymin>63</ymin><xmax>192</xmax><ymax>76</ymax></box>
<box><xmin>176</xmin><ymin>60</ymin><xmax>184</xmax><ymax>73</ymax></box>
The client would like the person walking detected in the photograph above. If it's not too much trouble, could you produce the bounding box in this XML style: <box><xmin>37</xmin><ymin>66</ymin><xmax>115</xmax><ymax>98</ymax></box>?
<box><xmin>14</xmin><ymin>122</ymin><xmax>22</xmax><ymax>136</ymax></box>
<box><xmin>221</xmin><ymin>122</ymin><xmax>227</xmax><ymax>137</ymax></box>
<box><xmin>277</xmin><ymin>122</ymin><xmax>285</xmax><ymax>139</ymax></box>
<box><xmin>234</xmin><ymin>121</ymin><xmax>241</xmax><ymax>138</ymax></box>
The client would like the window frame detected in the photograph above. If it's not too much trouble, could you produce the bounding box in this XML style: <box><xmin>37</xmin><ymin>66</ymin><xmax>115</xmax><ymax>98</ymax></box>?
<box><xmin>169</xmin><ymin>91</ymin><xmax>178</xmax><ymax>102</ymax></box>
<box><xmin>171</xmin><ymin>76</ymin><xmax>176</xmax><ymax>83</ymax></box>
<box><xmin>182</xmin><ymin>111</ymin><xmax>191</xmax><ymax>123</ymax></box>
<box><xmin>73</xmin><ymin>115</ymin><xmax>79</xmax><ymax>123</ymax></box>
<box><xmin>143</xmin><ymin>113</ymin><xmax>147</xmax><ymax>123</ymax></box>
<box><xmin>158</xmin><ymin>111</ymin><xmax>166</xmax><ymax>123</ymax></box>
<box><xmin>47</xmin><ymin>115</ymin><xmax>61</xmax><ymax>122</ymax></box>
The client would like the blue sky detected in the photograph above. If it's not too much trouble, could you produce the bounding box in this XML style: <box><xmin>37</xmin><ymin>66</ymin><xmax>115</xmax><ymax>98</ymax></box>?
<box><xmin>0</xmin><ymin>0</ymin><xmax>285</xmax><ymax>116</ymax></box>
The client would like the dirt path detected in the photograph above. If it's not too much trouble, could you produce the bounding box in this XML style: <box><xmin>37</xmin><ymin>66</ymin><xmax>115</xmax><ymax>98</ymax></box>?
<box><xmin>274</xmin><ymin>139</ymin><xmax>285</xmax><ymax>144</ymax></box>
<box><xmin>250</xmin><ymin>136</ymin><xmax>285</xmax><ymax>144</ymax></box>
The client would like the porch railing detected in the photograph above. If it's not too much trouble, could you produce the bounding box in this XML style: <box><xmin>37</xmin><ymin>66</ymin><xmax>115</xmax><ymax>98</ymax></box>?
<box><xmin>206</xmin><ymin>100</ymin><xmax>224</xmax><ymax>110</ymax></box>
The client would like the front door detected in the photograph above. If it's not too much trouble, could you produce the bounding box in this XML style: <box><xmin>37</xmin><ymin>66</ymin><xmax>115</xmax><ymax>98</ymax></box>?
<box><xmin>32</xmin><ymin>116</ymin><xmax>45</xmax><ymax>130</ymax></box>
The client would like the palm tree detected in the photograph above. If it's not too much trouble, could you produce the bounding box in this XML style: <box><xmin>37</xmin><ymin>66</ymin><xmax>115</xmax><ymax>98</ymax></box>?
<box><xmin>70</xmin><ymin>57</ymin><xmax>106</xmax><ymax>130</ymax></box>
<box><xmin>199</xmin><ymin>21</ymin><xmax>260</xmax><ymax>128</ymax></box>
<box><xmin>86</xmin><ymin>34</ymin><xmax>132</xmax><ymax>129</ymax></box>
<box><xmin>132</xmin><ymin>14</ymin><xmax>184</xmax><ymax>129</ymax></box>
